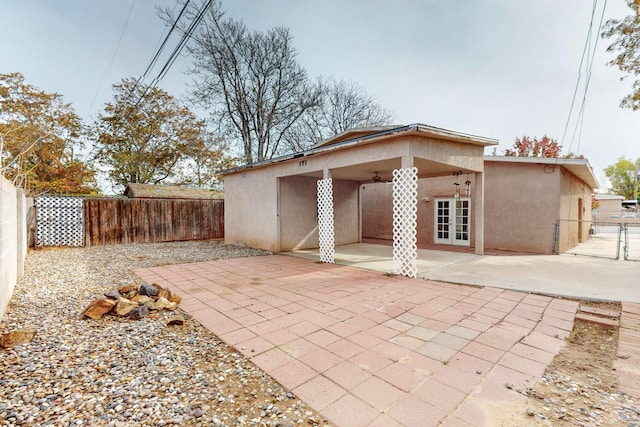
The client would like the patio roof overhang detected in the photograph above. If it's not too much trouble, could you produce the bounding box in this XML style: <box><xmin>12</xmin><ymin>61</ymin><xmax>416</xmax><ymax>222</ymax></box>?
<box><xmin>221</xmin><ymin>123</ymin><xmax>499</xmax><ymax>182</ymax></box>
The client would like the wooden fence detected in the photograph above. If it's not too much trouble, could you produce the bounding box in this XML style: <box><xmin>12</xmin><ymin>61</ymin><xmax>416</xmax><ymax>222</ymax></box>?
<box><xmin>84</xmin><ymin>198</ymin><xmax>224</xmax><ymax>246</ymax></box>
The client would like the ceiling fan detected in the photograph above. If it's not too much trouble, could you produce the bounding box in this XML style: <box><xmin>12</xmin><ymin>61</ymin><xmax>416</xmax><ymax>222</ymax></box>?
<box><xmin>370</xmin><ymin>172</ymin><xmax>392</xmax><ymax>184</ymax></box>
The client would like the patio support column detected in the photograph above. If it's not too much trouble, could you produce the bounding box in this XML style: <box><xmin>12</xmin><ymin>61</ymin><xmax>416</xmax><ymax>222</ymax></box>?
<box><xmin>317</xmin><ymin>169</ymin><xmax>335</xmax><ymax>263</ymax></box>
<box><xmin>474</xmin><ymin>171</ymin><xmax>485</xmax><ymax>255</ymax></box>
<box><xmin>392</xmin><ymin>157</ymin><xmax>418</xmax><ymax>278</ymax></box>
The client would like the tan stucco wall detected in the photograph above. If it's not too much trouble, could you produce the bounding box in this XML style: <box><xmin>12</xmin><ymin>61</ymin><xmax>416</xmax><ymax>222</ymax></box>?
<box><xmin>594</xmin><ymin>199</ymin><xmax>623</xmax><ymax>219</ymax></box>
<box><xmin>361</xmin><ymin>161</ymin><xmax>594</xmax><ymax>254</ymax></box>
<box><xmin>279</xmin><ymin>176</ymin><xmax>319</xmax><ymax>250</ymax></box>
<box><xmin>228</xmin><ymin>173</ymin><xmax>361</xmax><ymax>252</ymax></box>
<box><xmin>483</xmin><ymin>162</ymin><xmax>560</xmax><ymax>254</ymax></box>
<box><xmin>361</xmin><ymin>164</ymin><xmax>562</xmax><ymax>254</ymax></box>
<box><xmin>224</xmin><ymin>168</ymin><xmax>280</xmax><ymax>251</ymax></box>
<box><xmin>333</xmin><ymin>180</ymin><xmax>360</xmax><ymax>246</ymax></box>
<box><xmin>557</xmin><ymin>168</ymin><xmax>594</xmax><ymax>252</ymax></box>
<box><xmin>362</xmin><ymin>175</ymin><xmax>477</xmax><ymax>246</ymax></box>
<box><xmin>361</xmin><ymin>183</ymin><xmax>393</xmax><ymax>240</ymax></box>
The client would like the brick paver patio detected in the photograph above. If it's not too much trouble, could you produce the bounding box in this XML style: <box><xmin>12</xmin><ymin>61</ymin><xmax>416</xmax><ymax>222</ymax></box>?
<box><xmin>615</xmin><ymin>302</ymin><xmax>640</xmax><ymax>399</ymax></box>
<box><xmin>135</xmin><ymin>255</ymin><xmax>580</xmax><ymax>426</ymax></box>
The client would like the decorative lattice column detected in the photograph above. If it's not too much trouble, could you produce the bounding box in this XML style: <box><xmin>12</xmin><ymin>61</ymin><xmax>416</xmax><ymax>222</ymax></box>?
<box><xmin>392</xmin><ymin>167</ymin><xmax>418</xmax><ymax>277</ymax></box>
<box><xmin>317</xmin><ymin>178</ymin><xmax>335</xmax><ymax>263</ymax></box>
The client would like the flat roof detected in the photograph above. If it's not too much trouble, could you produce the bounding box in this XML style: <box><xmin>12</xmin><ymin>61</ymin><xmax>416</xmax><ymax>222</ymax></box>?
<box><xmin>594</xmin><ymin>194</ymin><xmax>624</xmax><ymax>200</ymax></box>
<box><xmin>484</xmin><ymin>155</ymin><xmax>599</xmax><ymax>190</ymax></box>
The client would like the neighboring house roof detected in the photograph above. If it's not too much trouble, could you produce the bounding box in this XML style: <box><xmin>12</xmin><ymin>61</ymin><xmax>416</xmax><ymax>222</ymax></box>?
<box><xmin>484</xmin><ymin>156</ymin><xmax>599</xmax><ymax>190</ymax></box>
<box><xmin>124</xmin><ymin>183</ymin><xmax>223</xmax><ymax>199</ymax></box>
<box><xmin>221</xmin><ymin>123</ymin><xmax>499</xmax><ymax>176</ymax></box>
<box><xmin>594</xmin><ymin>194</ymin><xmax>624</xmax><ymax>200</ymax></box>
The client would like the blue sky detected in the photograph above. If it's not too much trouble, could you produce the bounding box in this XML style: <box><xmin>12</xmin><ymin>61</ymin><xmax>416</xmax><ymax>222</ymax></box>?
<box><xmin>1</xmin><ymin>0</ymin><xmax>638</xmax><ymax>189</ymax></box>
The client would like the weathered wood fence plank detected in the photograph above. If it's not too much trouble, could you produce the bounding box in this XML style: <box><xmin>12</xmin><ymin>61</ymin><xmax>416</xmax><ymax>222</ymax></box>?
<box><xmin>84</xmin><ymin>198</ymin><xmax>224</xmax><ymax>246</ymax></box>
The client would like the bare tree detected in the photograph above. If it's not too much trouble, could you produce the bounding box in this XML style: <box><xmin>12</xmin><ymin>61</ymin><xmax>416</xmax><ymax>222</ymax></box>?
<box><xmin>283</xmin><ymin>77</ymin><xmax>394</xmax><ymax>152</ymax></box>
<box><xmin>160</xmin><ymin>1</ymin><xmax>321</xmax><ymax>164</ymax></box>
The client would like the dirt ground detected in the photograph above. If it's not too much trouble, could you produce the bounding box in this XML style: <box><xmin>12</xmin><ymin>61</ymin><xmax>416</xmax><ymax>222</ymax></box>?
<box><xmin>492</xmin><ymin>301</ymin><xmax>640</xmax><ymax>426</ymax></box>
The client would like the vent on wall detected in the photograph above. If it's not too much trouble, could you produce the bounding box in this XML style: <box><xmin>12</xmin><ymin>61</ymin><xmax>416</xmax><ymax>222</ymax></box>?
<box><xmin>299</xmin><ymin>160</ymin><xmax>307</xmax><ymax>167</ymax></box>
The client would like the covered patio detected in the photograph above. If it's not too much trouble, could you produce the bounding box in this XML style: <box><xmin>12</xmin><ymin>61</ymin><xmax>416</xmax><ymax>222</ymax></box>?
<box><xmin>223</xmin><ymin>124</ymin><xmax>498</xmax><ymax>278</ymax></box>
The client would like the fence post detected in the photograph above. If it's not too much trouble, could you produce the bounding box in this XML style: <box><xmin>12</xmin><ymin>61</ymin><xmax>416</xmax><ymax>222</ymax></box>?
<box><xmin>552</xmin><ymin>220</ymin><xmax>560</xmax><ymax>254</ymax></box>
<box><xmin>622</xmin><ymin>224</ymin><xmax>627</xmax><ymax>261</ymax></box>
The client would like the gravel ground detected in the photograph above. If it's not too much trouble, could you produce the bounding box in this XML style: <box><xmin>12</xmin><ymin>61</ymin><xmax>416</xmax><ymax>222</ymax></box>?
<box><xmin>0</xmin><ymin>240</ymin><xmax>332</xmax><ymax>427</ymax></box>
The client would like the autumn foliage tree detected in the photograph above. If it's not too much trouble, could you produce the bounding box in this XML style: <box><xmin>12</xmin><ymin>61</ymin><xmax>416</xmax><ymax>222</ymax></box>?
<box><xmin>504</xmin><ymin>135</ymin><xmax>562</xmax><ymax>158</ymax></box>
<box><xmin>602</xmin><ymin>0</ymin><xmax>640</xmax><ymax>110</ymax></box>
<box><xmin>604</xmin><ymin>156</ymin><xmax>640</xmax><ymax>200</ymax></box>
<box><xmin>0</xmin><ymin>72</ymin><xmax>96</xmax><ymax>195</ymax></box>
<box><xmin>92</xmin><ymin>77</ymin><xmax>232</xmax><ymax>192</ymax></box>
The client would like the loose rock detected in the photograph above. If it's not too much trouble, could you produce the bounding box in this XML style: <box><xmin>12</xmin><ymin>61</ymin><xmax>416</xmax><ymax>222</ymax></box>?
<box><xmin>0</xmin><ymin>241</ymin><xmax>327</xmax><ymax>426</ymax></box>
<box><xmin>82</xmin><ymin>298</ymin><xmax>116</xmax><ymax>320</ymax></box>
<box><xmin>0</xmin><ymin>329</ymin><xmax>37</xmax><ymax>348</ymax></box>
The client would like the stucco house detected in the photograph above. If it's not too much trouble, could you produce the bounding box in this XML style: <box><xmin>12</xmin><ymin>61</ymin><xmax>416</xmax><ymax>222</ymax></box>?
<box><xmin>361</xmin><ymin>156</ymin><xmax>597</xmax><ymax>254</ymax></box>
<box><xmin>593</xmin><ymin>193</ymin><xmax>624</xmax><ymax>219</ymax></box>
<box><xmin>124</xmin><ymin>183</ymin><xmax>223</xmax><ymax>199</ymax></box>
<box><xmin>222</xmin><ymin>124</ymin><xmax>598</xmax><ymax>275</ymax></box>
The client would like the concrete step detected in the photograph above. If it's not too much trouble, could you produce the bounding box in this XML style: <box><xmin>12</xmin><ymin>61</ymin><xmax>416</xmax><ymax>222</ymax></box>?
<box><xmin>575</xmin><ymin>312</ymin><xmax>619</xmax><ymax>327</ymax></box>
<box><xmin>578</xmin><ymin>305</ymin><xmax>620</xmax><ymax>320</ymax></box>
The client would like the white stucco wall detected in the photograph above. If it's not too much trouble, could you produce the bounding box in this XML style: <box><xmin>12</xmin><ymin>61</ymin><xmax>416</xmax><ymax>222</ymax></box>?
<box><xmin>0</xmin><ymin>176</ymin><xmax>27</xmax><ymax>320</ymax></box>
<box><xmin>224</xmin><ymin>168</ymin><xmax>280</xmax><ymax>251</ymax></box>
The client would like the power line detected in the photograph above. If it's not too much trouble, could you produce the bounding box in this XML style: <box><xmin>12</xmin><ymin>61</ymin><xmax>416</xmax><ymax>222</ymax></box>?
<box><xmin>572</xmin><ymin>0</ymin><xmax>608</xmax><ymax>154</ymax></box>
<box><xmin>126</xmin><ymin>0</ymin><xmax>213</xmax><ymax>114</ymax></box>
<box><xmin>560</xmin><ymin>0</ymin><xmax>598</xmax><ymax>151</ymax></box>
<box><xmin>121</xmin><ymin>0</ymin><xmax>192</xmax><ymax>108</ymax></box>
<box><xmin>561</xmin><ymin>0</ymin><xmax>608</xmax><ymax>156</ymax></box>
<box><xmin>89</xmin><ymin>0</ymin><xmax>209</xmax><ymax>161</ymax></box>
<box><xmin>87</xmin><ymin>0</ymin><xmax>137</xmax><ymax>118</ymax></box>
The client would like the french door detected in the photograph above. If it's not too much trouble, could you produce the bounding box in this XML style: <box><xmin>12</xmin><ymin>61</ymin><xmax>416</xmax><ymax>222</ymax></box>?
<box><xmin>434</xmin><ymin>198</ymin><xmax>471</xmax><ymax>246</ymax></box>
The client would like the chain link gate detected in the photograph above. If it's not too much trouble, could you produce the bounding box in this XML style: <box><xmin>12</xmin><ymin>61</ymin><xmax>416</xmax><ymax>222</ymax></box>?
<box><xmin>35</xmin><ymin>196</ymin><xmax>84</xmax><ymax>247</ymax></box>
<box><xmin>554</xmin><ymin>219</ymin><xmax>640</xmax><ymax>261</ymax></box>
<box><xmin>624</xmin><ymin>223</ymin><xmax>640</xmax><ymax>261</ymax></box>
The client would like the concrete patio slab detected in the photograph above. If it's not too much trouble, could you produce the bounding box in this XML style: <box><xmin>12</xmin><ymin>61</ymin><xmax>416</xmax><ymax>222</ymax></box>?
<box><xmin>135</xmin><ymin>254</ymin><xmax>583</xmax><ymax>426</ymax></box>
<box><xmin>287</xmin><ymin>243</ymin><xmax>640</xmax><ymax>303</ymax></box>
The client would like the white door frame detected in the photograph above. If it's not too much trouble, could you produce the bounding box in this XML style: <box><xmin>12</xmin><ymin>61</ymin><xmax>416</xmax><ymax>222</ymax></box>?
<box><xmin>434</xmin><ymin>197</ymin><xmax>471</xmax><ymax>246</ymax></box>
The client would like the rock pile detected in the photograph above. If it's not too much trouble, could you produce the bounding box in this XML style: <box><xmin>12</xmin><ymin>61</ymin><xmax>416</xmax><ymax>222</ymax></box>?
<box><xmin>82</xmin><ymin>282</ymin><xmax>182</xmax><ymax>321</ymax></box>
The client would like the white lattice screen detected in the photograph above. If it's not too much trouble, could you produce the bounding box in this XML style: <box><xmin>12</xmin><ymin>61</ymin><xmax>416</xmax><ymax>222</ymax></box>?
<box><xmin>392</xmin><ymin>167</ymin><xmax>418</xmax><ymax>277</ymax></box>
<box><xmin>36</xmin><ymin>196</ymin><xmax>84</xmax><ymax>247</ymax></box>
<box><xmin>317</xmin><ymin>178</ymin><xmax>335</xmax><ymax>263</ymax></box>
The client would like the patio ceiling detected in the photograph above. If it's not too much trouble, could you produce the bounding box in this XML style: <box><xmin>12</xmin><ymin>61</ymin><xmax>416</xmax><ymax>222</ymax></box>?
<box><xmin>296</xmin><ymin>157</ymin><xmax>477</xmax><ymax>183</ymax></box>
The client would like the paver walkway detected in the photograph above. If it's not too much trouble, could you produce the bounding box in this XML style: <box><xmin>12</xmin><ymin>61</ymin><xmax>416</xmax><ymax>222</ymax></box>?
<box><xmin>615</xmin><ymin>302</ymin><xmax>640</xmax><ymax>399</ymax></box>
<box><xmin>135</xmin><ymin>255</ymin><xmax>579</xmax><ymax>426</ymax></box>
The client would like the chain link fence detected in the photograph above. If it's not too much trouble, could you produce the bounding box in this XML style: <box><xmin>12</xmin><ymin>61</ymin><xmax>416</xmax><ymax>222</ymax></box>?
<box><xmin>624</xmin><ymin>222</ymin><xmax>640</xmax><ymax>261</ymax></box>
<box><xmin>554</xmin><ymin>219</ymin><xmax>640</xmax><ymax>261</ymax></box>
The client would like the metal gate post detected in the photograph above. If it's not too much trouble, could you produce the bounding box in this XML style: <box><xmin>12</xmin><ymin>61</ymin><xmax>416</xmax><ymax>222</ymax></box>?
<box><xmin>622</xmin><ymin>224</ymin><xmax>628</xmax><ymax>260</ymax></box>
<box><xmin>552</xmin><ymin>221</ymin><xmax>560</xmax><ymax>254</ymax></box>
